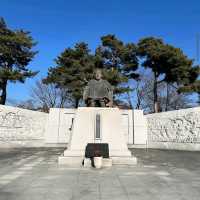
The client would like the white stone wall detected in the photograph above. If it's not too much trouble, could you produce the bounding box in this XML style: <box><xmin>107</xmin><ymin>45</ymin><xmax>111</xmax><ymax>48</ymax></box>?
<box><xmin>147</xmin><ymin>107</ymin><xmax>200</xmax><ymax>144</ymax></box>
<box><xmin>45</xmin><ymin>108</ymin><xmax>147</xmax><ymax>145</ymax></box>
<box><xmin>3</xmin><ymin>104</ymin><xmax>200</xmax><ymax>150</ymax></box>
<box><xmin>133</xmin><ymin>110</ymin><xmax>147</xmax><ymax>144</ymax></box>
<box><xmin>45</xmin><ymin>108</ymin><xmax>76</xmax><ymax>144</ymax></box>
<box><xmin>0</xmin><ymin>105</ymin><xmax>48</xmax><ymax>144</ymax></box>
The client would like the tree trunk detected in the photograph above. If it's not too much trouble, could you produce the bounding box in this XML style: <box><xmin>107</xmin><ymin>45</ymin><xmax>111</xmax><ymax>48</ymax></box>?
<box><xmin>198</xmin><ymin>92</ymin><xmax>200</xmax><ymax>105</ymax></box>
<box><xmin>0</xmin><ymin>79</ymin><xmax>7</xmax><ymax>105</ymax></box>
<box><xmin>153</xmin><ymin>72</ymin><xmax>158</xmax><ymax>113</ymax></box>
<box><xmin>127</xmin><ymin>92</ymin><xmax>133</xmax><ymax>109</ymax></box>
<box><xmin>135</xmin><ymin>81</ymin><xmax>141</xmax><ymax>109</ymax></box>
<box><xmin>75</xmin><ymin>98</ymin><xmax>79</xmax><ymax>108</ymax></box>
<box><xmin>165</xmin><ymin>83</ymin><xmax>170</xmax><ymax>111</ymax></box>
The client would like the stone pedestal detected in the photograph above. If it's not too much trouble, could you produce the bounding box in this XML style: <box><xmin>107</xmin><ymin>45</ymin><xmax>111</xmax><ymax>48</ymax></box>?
<box><xmin>58</xmin><ymin>107</ymin><xmax>137</xmax><ymax>166</ymax></box>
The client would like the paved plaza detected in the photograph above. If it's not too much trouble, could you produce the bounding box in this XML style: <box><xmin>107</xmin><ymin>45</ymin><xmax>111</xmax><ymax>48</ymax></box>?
<box><xmin>0</xmin><ymin>148</ymin><xmax>200</xmax><ymax>200</ymax></box>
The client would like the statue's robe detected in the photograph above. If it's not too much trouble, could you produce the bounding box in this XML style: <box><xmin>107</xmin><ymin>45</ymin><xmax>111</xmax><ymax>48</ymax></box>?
<box><xmin>83</xmin><ymin>79</ymin><xmax>113</xmax><ymax>103</ymax></box>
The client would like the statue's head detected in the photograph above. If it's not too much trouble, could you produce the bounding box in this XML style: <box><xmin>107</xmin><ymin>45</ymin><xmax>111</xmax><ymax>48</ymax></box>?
<box><xmin>95</xmin><ymin>69</ymin><xmax>103</xmax><ymax>80</ymax></box>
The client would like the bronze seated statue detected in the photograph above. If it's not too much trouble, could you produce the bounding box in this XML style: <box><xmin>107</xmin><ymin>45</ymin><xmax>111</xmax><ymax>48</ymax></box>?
<box><xmin>83</xmin><ymin>69</ymin><xmax>113</xmax><ymax>107</ymax></box>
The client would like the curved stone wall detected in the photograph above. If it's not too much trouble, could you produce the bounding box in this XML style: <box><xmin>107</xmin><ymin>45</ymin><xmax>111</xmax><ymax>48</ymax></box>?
<box><xmin>0</xmin><ymin>105</ymin><xmax>48</xmax><ymax>146</ymax></box>
<box><xmin>146</xmin><ymin>107</ymin><xmax>200</xmax><ymax>150</ymax></box>
<box><xmin>1</xmin><ymin>104</ymin><xmax>200</xmax><ymax>150</ymax></box>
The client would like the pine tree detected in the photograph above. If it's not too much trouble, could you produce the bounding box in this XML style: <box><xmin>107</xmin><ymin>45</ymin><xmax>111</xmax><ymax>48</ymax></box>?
<box><xmin>137</xmin><ymin>37</ymin><xmax>199</xmax><ymax>112</ymax></box>
<box><xmin>178</xmin><ymin>79</ymin><xmax>200</xmax><ymax>104</ymax></box>
<box><xmin>95</xmin><ymin>34</ymin><xmax>139</xmax><ymax>95</ymax></box>
<box><xmin>0</xmin><ymin>17</ymin><xmax>38</xmax><ymax>104</ymax></box>
<box><xmin>43</xmin><ymin>42</ymin><xmax>95</xmax><ymax>108</ymax></box>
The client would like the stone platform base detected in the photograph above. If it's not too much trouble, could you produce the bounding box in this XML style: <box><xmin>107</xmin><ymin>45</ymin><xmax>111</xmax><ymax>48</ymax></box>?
<box><xmin>58</xmin><ymin>156</ymin><xmax>137</xmax><ymax>167</ymax></box>
<box><xmin>82</xmin><ymin>158</ymin><xmax>113</xmax><ymax>168</ymax></box>
<box><xmin>112</xmin><ymin>156</ymin><xmax>137</xmax><ymax>165</ymax></box>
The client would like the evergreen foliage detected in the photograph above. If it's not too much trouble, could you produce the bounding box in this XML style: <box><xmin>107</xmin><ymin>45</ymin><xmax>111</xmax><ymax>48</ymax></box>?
<box><xmin>96</xmin><ymin>34</ymin><xmax>139</xmax><ymax>94</ymax></box>
<box><xmin>137</xmin><ymin>37</ymin><xmax>199</xmax><ymax>112</ymax></box>
<box><xmin>43</xmin><ymin>42</ymin><xmax>95</xmax><ymax>107</ymax></box>
<box><xmin>0</xmin><ymin>17</ymin><xmax>38</xmax><ymax>104</ymax></box>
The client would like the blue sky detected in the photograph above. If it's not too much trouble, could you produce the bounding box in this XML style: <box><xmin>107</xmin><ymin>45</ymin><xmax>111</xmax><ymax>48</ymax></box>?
<box><xmin>1</xmin><ymin>0</ymin><xmax>200</xmax><ymax>104</ymax></box>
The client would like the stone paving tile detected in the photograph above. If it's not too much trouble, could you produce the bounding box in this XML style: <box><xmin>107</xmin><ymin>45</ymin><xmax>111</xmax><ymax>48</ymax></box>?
<box><xmin>0</xmin><ymin>148</ymin><xmax>200</xmax><ymax>200</ymax></box>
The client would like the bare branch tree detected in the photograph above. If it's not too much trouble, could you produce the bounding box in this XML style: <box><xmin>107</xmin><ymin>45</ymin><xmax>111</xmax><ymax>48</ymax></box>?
<box><xmin>133</xmin><ymin>73</ymin><xmax>192</xmax><ymax>113</ymax></box>
<box><xmin>17</xmin><ymin>99</ymin><xmax>37</xmax><ymax>110</ymax></box>
<box><xmin>30</xmin><ymin>80</ymin><xmax>73</xmax><ymax>111</ymax></box>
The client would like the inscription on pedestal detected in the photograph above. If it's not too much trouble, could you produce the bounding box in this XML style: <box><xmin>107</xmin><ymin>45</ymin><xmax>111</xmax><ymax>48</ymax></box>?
<box><xmin>95</xmin><ymin>114</ymin><xmax>101</xmax><ymax>139</ymax></box>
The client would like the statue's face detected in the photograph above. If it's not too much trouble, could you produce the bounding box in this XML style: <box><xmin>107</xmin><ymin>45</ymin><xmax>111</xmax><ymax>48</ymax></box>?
<box><xmin>95</xmin><ymin>70</ymin><xmax>102</xmax><ymax>80</ymax></box>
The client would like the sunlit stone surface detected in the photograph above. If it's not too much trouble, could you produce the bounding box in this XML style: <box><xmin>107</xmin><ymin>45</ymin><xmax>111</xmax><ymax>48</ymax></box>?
<box><xmin>0</xmin><ymin>148</ymin><xmax>200</xmax><ymax>200</ymax></box>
